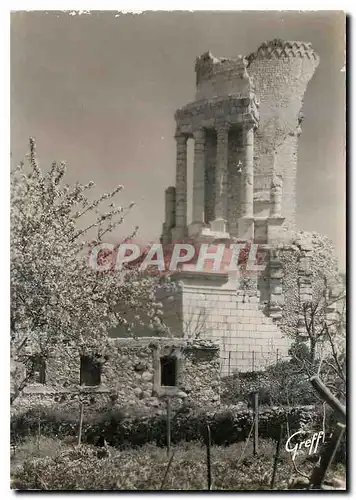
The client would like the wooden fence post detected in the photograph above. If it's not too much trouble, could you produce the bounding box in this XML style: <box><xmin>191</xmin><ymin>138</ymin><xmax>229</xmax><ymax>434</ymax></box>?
<box><xmin>78</xmin><ymin>403</ymin><xmax>84</xmax><ymax>446</ymax></box>
<box><xmin>37</xmin><ymin>410</ymin><xmax>41</xmax><ymax>451</ymax></box>
<box><xmin>160</xmin><ymin>452</ymin><xmax>175</xmax><ymax>490</ymax></box>
<box><xmin>166</xmin><ymin>398</ymin><xmax>171</xmax><ymax>457</ymax></box>
<box><xmin>206</xmin><ymin>424</ymin><xmax>212</xmax><ymax>490</ymax></box>
<box><xmin>270</xmin><ymin>424</ymin><xmax>284</xmax><ymax>489</ymax></box>
<box><xmin>309</xmin><ymin>423</ymin><xmax>346</xmax><ymax>490</ymax></box>
<box><xmin>253</xmin><ymin>391</ymin><xmax>259</xmax><ymax>455</ymax></box>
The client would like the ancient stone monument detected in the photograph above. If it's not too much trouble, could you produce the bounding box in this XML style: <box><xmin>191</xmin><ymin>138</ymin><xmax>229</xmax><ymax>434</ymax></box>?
<box><xmin>13</xmin><ymin>40</ymin><xmax>340</xmax><ymax>409</ymax></box>
<box><xmin>160</xmin><ymin>40</ymin><xmax>327</xmax><ymax>374</ymax></box>
<box><xmin>161</xmin><ymin>39</ymin><xmax>320</xmax><ymax>245</ymax></box>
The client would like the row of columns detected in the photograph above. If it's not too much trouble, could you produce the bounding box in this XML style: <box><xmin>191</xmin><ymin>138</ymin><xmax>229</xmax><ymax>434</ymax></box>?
<box><xmin>174</xmin><ymin>123</ymin><xmax>255</xmax><ymax>238</ymax></box>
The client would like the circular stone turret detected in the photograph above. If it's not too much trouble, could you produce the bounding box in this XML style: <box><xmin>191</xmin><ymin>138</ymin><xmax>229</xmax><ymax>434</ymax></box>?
<box><xmin>246</xmin><ymin>39</ymin><xmax>320</xmax><ymax>231</ymax></box>
<box><xmin>246</xmin><ymin>39</ymin><xmax>320</xmax><ymax>149</ymax></box>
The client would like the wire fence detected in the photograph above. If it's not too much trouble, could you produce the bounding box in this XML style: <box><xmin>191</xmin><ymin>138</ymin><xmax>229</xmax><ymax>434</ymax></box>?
<box><xmin>220</xmin><ymin>349</ymin><xmax>291</xmax><ymax>376</ymax></box>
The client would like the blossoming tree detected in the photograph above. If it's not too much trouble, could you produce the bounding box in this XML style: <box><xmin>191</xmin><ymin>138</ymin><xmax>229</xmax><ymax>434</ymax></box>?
<box><xmin>10</xmin><ymin>138</ymin><xmax>164</xmax><ymax>403</ymax></box>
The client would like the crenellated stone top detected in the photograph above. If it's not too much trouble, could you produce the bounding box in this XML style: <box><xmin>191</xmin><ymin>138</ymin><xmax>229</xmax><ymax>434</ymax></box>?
<box><xmin>247</xmin><ymin>39</ymin><xmax>320</xmax><ymax>63</ymax></box>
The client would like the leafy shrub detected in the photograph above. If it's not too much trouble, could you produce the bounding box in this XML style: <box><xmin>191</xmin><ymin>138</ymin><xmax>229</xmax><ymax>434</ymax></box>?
<box><xmin>11</xmin><ymin>407</ymin><xmax>80</xmax><ymax>443</ymax></box>
<box><xmin>221</xmin><ymin>362</ymin><xmax>319</xmax><ymax>407</ymax></box>
<box><xmin>11</xmin><ymin>404</ymin><xmax>323</xmax><ymax>449</ymax></box>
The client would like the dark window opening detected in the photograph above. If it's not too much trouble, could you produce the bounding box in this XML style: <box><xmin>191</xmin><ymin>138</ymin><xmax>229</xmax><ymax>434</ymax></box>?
<box><xmin>160</xmin><ymin>356</ymin><xmax>177</xmax><ymax>386</ymax></box>
<box><xmin>80</xmin><ymin>356</ymin><xmax>101</xmax><ymax>386</ymax></box>
<box><xmin>27</xmin><ymin>355</ymin><xmax>46</xmax><ymax>384</ymax></box>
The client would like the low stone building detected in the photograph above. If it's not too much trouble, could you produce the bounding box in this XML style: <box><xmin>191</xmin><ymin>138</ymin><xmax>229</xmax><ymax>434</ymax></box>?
<box><xmin>12</xmin><ymin>338</ymin><xmax>220</xmax><ymax>412</ymax></box>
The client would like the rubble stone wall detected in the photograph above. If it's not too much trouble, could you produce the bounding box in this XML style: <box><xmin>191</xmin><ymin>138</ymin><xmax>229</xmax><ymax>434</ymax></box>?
<box><xmin>12</xmin><ymin>338</ymin><xmax>220</xmax><ymax>413</ymax></box>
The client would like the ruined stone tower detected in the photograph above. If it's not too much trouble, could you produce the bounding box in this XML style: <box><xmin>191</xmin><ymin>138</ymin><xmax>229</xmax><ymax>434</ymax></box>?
<box><xmin>159</xmin><ymin>40</ymin><xmax>321</xmax><ymax>374</ymax></box>
<box><xmin>161</xmin><ymin>39</ymin><xmax>320</xmax><ymax>245</ymax></box>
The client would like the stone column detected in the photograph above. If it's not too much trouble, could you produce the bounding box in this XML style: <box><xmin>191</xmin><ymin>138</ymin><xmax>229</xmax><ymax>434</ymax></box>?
<box><xmin>238</xmin><ymin>123</ymin><xmax>255</xmax><ymax>240</ymax></box>
<box><xmin>192</xmin><ymin>129</ymin><xmax>206</xmax><ymax>223</ymax></box>
<box><xmin>189</xmin><ymin>129</ymin><xmax>206</xmax><ymax>237</ymax></box>
<box><xmin>165</xmin><ymin>186</ymin><xmax>176</xmax><ymax>228</ymax></box>
<box><xmin>271</xmin><ymin>175</ymin><xmax>283</xmax><ymax>217</ymax></box>
<box><xmin>173</xmin><ymin>133</ymin><xmax>188</xmax><ymax>240</ymax></box>
<box><xmin>161</xmin><ymin>186</ymin><xmax>176</xmax><ymax>244</ymax></box>
<box><xmin>211</xmin><ymin>124</ymin><xmax>229</xmax><ymax>234</ymax></box>
<box><xmin>241</xmin><ymin>124</ymin><xmax>254</xmax><ymax>218</ymax></box>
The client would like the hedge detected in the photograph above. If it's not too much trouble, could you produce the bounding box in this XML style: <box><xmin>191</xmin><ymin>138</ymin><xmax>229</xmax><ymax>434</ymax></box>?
<box><xmin>220</xmin><ymin>363</ymin><xmax>319</xmax><ymax>407</ymax></box>
<box><xmin>11</xmin><ymin>404</ymin><xmax>323</xmax><ymax>449</ymax></box>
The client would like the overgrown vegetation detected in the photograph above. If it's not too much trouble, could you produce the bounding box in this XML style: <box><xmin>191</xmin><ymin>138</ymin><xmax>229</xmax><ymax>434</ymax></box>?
<box><xmin>221</xmin><ymin>362</ymin><xmax>319</xmax><ymax>407</ymax></box>
<box><xmin>12</xmin><ymin>403</ymin><xmax>323</xmax><ymax>449</ymax></box>
<box><xmin>11</xmin><ymin>437</ymin><xmax>345</xmax><ymax>491</ymax></box>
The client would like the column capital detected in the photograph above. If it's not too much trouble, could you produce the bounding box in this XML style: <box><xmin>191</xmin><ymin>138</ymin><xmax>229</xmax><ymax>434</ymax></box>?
<box><xmin>216</xmin><ymin>123</ymin><xmax>231</xmax><ymax>135</ymax></box>
<box><xmin>174</xmin><ymin>131</ymin><xmax>187</xmax><ymax>144</ymax></box>
<box><xmin>193</xmin><ymin>128</ymin><xmax>205</xmax><ymax>142</ymax></box>
<box><xmin>244</xmin><ymin>119</ymin><xmax>257</xmax><ymax>131</ymax></box>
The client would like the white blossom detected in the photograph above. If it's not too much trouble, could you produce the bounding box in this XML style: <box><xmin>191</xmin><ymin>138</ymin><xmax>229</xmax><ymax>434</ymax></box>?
<box><xmin>10</xmin><ymin>139</ymin><xmax>167</xmax><ymax>403</ymax></box>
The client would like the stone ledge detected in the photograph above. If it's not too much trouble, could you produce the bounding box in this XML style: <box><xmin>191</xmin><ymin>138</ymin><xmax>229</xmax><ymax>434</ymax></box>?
<box><xmin>183</xmin><ymin>285</ymin><xmax>237</xmax><ymax>294</ymax></box>
<box><xmin>171</xmin><ymin>270</ymin><xmax>230</xmax><ymax>283</ymax></box>
<box><xmin>108</xmin><ymin>337</ymin><xmax>219</xmax><ymax>351</ymax></box>
<box><xmin>153</xmin><ymin>386</ymin><xmax>188</xmax><ymax>398</ymax></box>
<box><xmin>23</xmin><ymin>385</ymin><xmax>112</xmax><ymax>395</ymax></box>
<box><xmin>109</xmin><ymin>337</ymin><xmax>188</xmax><ymax>348</ymax></box>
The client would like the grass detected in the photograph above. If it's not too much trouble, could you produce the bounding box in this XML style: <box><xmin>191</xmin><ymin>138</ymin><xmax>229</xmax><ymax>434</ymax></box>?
<box><xmin>11</xmin><ymin>436</ymin><xmax>346</xmax><ymax>491</ymax></box>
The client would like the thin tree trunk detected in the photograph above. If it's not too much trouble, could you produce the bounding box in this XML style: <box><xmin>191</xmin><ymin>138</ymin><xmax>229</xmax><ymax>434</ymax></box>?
<box><xmin>78</xmin><ymin>403</ymin><xmax>84</xmax><ymax>446</ymax></box>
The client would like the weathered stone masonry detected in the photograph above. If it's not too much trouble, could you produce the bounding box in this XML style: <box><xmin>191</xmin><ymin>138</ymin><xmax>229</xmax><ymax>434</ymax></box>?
<box><xmin>13</xmin><ymin>40</ymin><xmax>340</xmax><ymax>408</ymax></box>
<box><xmin>157</xmin><ymin>272</ymin><xmax>290</xmax><ymax>375</ymax></box>
<box><xmin>12</xmin><ymin>338</ymin><xmax>220</xmax><ymax>412</ymax></box>
<box><xmin>161</xmin><ymin>39</ymin><xmax>320</xmax><ymax>245</ymax></box>
<box><xmin>159</xmin><ymin>39</ymin><xmax>331</xmax><ymax>375</ymax></box>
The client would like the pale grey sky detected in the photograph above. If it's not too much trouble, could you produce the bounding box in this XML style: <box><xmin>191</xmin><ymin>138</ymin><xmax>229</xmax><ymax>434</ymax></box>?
<box><xmin>11</xmin><ymin>10</ymin><xmax>346</xmax><ymax>270</ymax></box>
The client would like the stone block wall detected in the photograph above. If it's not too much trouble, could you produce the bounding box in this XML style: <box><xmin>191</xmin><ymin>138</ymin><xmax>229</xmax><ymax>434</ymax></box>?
<box><xmin>159</xmin><ymin>272</ymin><xmax>291</xmax><ymax>376</ymax></box>
<box><xmin>155</xmin><ymin>283</ymin><xmax>184</xmax><ymax>337</ymax></box>
<box><xmin>12</xmin><ymin>338</ymin><xmax>220</xmax><ymax>412</ymax></box>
